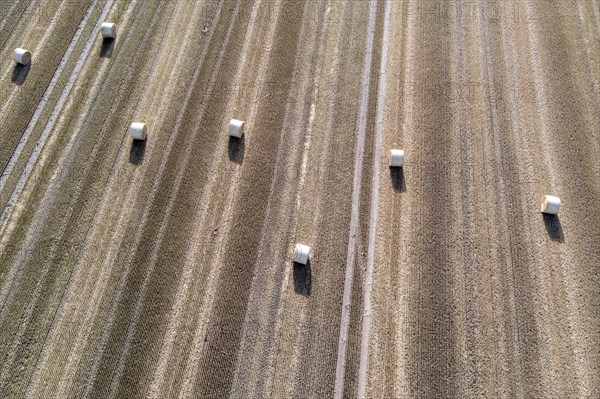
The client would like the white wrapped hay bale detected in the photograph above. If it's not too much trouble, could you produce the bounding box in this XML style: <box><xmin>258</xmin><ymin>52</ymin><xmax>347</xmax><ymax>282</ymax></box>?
<box><xmin>540</xmin><ymin>195</ymin><xmax>560</xmax><ymax>214</ymax></box>
<box><xmin>101</xmin><ymin>22</ymin><xmax>117</xmax><ymax>39</ymax></box>
<box><xmin>130</xmin><ymin>122</ymin><xmax>147</xmax><ymax>141</ymax></box>
<box><xmin>12</xmin><ymin>48</ymin><xmax>31</xmax><ymax>65</ymax></box>
<box><xmin>292</xmin><ymin>243</ymin><xmax>311</xmax><ymax>265</ymax></box>
<box><xmin>229</xmin><ymin>119</ymin><xmax>244</xmax><ymax>138</ymax></box>
<box><xmin>389</xmin><ymin>149</ymin><xmax>404</xmax><ymax>167</ymax></box>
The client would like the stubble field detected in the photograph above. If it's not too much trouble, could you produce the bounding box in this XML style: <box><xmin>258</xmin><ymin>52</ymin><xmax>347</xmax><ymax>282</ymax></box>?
<box><xmin>0</xmin><ymin>1</ymin><xmax>598</xmax><ymax>398</ymax></box>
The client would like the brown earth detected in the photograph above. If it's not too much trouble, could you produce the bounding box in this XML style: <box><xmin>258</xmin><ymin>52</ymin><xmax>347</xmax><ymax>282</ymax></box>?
<box><xmin>0</xmin><ymin>1</ymin><xmax>597</xmax><ymax>398</ymax></box>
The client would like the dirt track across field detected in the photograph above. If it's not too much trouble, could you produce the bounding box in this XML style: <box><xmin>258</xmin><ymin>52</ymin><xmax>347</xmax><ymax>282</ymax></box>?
<box><xmin>0</xmin><ymin>1</ymin><xmax>598</xmax><ymax>398</ymax></box>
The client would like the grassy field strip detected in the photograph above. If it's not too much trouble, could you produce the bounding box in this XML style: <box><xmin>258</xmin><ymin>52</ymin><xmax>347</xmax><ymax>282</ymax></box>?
<box><xmin>286</xmin><ymin>5</ymin><xmax>373</xmax><ymax>395</ymax></box>
<box><xmin>0</xmin><ymin>0</ymin><xmax>168</xmax><ymax>393</ymax></box>
<box><xmin>483</xmin><ymin>8</ymin><xmax>531</xmax><ymax>398</ymax></box>
<box><xmin>0</xmin><ymin>0</ymin><xmax>109</xmax><ymax>334</ymax></box>
<box><xmin>0</xmin><ymin>0</ymin><xmax>53</xmax><ymax>83</ymax></box>
<box><xmin>0</xmin><ymin>0</ymin><xmax>138</xmax><ymax>272</ymax></box>
<box><xmin>101</xmin><ymin>3</ymin><xmax>189</xmax><ymax>397</ymax></box>
<box><xmin>518</xmin><ymin>9</ymin><xmax>561</xmax><ymax>394</ymax></box>
<box><xmin>524</xmin><ymin>5</ymin><xmax>599</xmax><ymax>395</ymax></box>
<box><xmin>79</xmin><ymin>3</ymin><xmax>238</xmax><ymax>395</ymax></box>
<box><xmin>103</xmin><ymin>1</ymin><xmax>245</xmax><ymax>392</ymax></box>
<box><xmin>29</xmin><ymin>0</ymin><xmax>167</xmax><ymax>389</ymax></box>
<box><xmin>230</xmin><ymin>2</ymin><xmax>347</xmax><ymax>397</ymax></box>
<box><xmin>228</xmin><ymin>0</ymin><xmax>328</xmax><ymax>395</ymax></box>
<box><xmin>0</xmin><ymin>0</ymin><xmax>168</xmax><ymax>394</ymax></box>
<box><xmin>176</xmin><ymin>1</ymin><xmax>287</xmax><ymax>395</ymax></box>
<box><xmin>61</xmin><ymin>0</ymin><xmax>215</xmax><ymax>392</ymax></box>
<box><xmin>0</xmin><ymin>0</ymin><xmax>100</xmax><ymax>197</ymax></box>
<box><xmin>145</xmin><ymin>2</ymin><xmax>264</xmax><ymax>397</ymax></box>
<box><xmin>0</xmin><ymin>0</ymin><xmax>105</xmax><ymax>320</ymax></box>
<box><xmin>189</xmin><ymin>0</ymin><xmax>302</xmax><ymax>390</ymax></box>
<box><xmin>0</xmin><ymin>0</ymin><xmax>76</xmax><ymax>120</ymax></box>
<box><xmin>356</xmin><ymin>1</ymin><xmax>391</xmax><ymax>397</ymax></box>
<box><xmin>186</xmin><ymin>0</ymin><xmax>306</xmax><ymax>394</ymax></box>
<box><xmin>290</xmin><ymin>4</ymin><xmax>364</xmax><ymax>396</ymax></box>
<box><xmin>110</xmin><ymin>0</ymin><xmax>258</xmax><ymax>390</ymax></box>
<box><xmin>55</xmin><ymin>11</ymin><xmax>204</xmax><ymax>399</ymax></box>
<box><xmin>23</xmin><ymin>1</ymin><xmax>193</xmax><ymax>397</ymax></box>
<box><xmin>180</xmin><ymin>3</ymin><xmax>310</xmax><ymax>394</ymax></box>
<box><xmin>149</xmin><ymin>0</ymin><xmax>269</xmax><ymax>389</ymax></box>
<box><xmin>38</xmin><ymin>1</ymin><xmax>207</xmax><ymax>396</ymax></box>
<box><xmin>99</xmin><ymin>4</ymin><xmax>207</xmax><ymax>396</ymax></box>
<box><xmin>230</xmin><ymin>0</ymin><xmax>328</xmax><ymax>392</ymax></box>
<box><xmin>567</xmin><ymin>3</ymin><xmax>600</xmax><ymax>394</ymax></box>
<box><xmin>333</xmin><ymin>1</ymin><xmax>377</xmax><ymax>397</ymax></box>
<box><xmin>0</xmin><ymin>0</ymin><xmax>82</xmax><ymax>175</ymax></box>
<box><xmin>0</xmin><ymin>0</ymin><xmax>107</xmax><ymax>234</ymax></box>
<box><xmin>47</xmin><ymin>0</ymin><xmax>173</xmax><ymax>386</ymax></box>
<box><xmin>51</xmin><ymin>0</ymin><xmax>174</xmax><ymax>389</ymax></box>
<box><xmin>0</xmin><ymin>0</ymin><xmax>119</xmax><ymax>253</ymax></box>
<box><xmin>0</xmin><ymin>0</ymin><xmax>35</xmax><ymax>53</ymax></box>
<box><xmin>0</xmin><ymin>0</ymin><xmax>21</xmax><ymax>34</ymax></box>
<box><xmin>395</xmin><ymin>4</ymin><xmax>414</xmax><ymax>394</ymax></box>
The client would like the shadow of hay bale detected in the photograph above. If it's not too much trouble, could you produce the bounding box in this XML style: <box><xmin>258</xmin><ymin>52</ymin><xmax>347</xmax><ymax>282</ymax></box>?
<box><xmin>228</xmin><ymin>134</ymin><xmax>245</xmax><ymax>164</ymax></box>
<box><xmin>389</xmin><ymin>166</ymin><xmax>406</xmax><ymax>192</ymax></box>
<box><xmin>543</xmin><ymin>213</ymin><xmax>564</xmax><ymax>243</ymax></box>
<box><xmin>100</xmin><ymin>38</ymin><xmax>115</xmax><ymax>58</ymax></box>
<box><xmin>293</xmin><ymin>259</ymin><xmax>311</xmax><ymax>296</ymax></box>
<box><xmin>129</xmin><ymin>139</ymin><xmax>146</xmax><ymax>164</ymax></box>
<box><xmin>11</xmin><ymin>62</ymin><xmax>31</xmax><ymax>85</ymax></box>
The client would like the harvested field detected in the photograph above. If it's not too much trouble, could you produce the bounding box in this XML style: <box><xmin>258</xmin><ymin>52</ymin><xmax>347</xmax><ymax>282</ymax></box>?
<box><xmin>0</xmin><ymin>1</ymin><xmax>598</xmax><ymax>398</ymax></box>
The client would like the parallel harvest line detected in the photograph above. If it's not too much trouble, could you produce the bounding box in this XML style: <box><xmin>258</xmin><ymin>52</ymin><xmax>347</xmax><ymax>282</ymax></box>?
<box><xmin>333</xmin><ymin>1</ymin><xmax>378</xmax><ymax>397</ymax></box>
<box><xmin>0</xmin><ymin>0</ymin><xmax>91</xmax><ymax>173</ymax></box>
<box><xmin>1</xmin><ymin>0</ymin><xmax>171</xmax><ymax>391</ymax></box>
<box><xmin>394</xmin><ymin>3</ymin><xmax>415</xmax><ymax>394</ymax></box>
<box><xmin>567</xmin><ymin>4</ymin><xmax>600</xmax><ymax>393</ymax></box>
<box><xmin>0</xmin><ymin>0</ymin><xmax>102</xmax><ymax>383</ymax></box>
<box><xmin>0</xmin><ymin>0</ymin><xmax>155</xmax><ymax>331</ymax></box>
<box><xmin>0</xmin><ymin>1</ymin><xmax>151</xmax><ymax>337</ymax></box>
<box><xmin>489</xmin><ymin>2</ymin><xmax>530</xmax><ymax>396</ymax></box>
<box><xmin>357</xmin><ymin>0</ymin><xmax>391</xmax><ymax>396</ymax></box>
